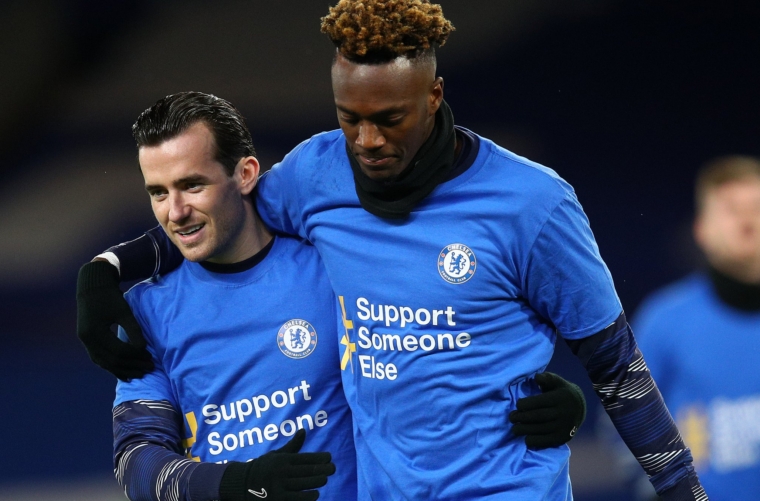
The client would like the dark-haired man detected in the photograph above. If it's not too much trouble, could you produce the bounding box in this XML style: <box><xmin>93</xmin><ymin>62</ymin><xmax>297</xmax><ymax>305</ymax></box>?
<box><xmin>77</xmin><ymin>0</ymin><xmax>706</xmax><ymax>499</ymax></box>
<box><xmin>96</xmin><ymin>91</ymin><xmax>355</xmax><ymax>501</ymax></box>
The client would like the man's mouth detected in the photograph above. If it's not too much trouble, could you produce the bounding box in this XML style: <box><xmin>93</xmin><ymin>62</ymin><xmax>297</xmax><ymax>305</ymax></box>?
<box><xmin>176</xmin><ymin>224</ymin><xmax>204</xmax><ymax>237</ymax></box>
<box><xmin>358</xmin><ymin>154</ymin><xmax>393</xmax><ymax>168</ymax></box>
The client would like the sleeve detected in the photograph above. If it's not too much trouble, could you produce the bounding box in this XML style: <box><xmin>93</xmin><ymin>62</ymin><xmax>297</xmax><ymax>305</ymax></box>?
<box><xmin>113</xmin><ymin>399</ymin><xmax>227</xmax><ymax>501</ymax></box>
<box><xmin>566</xmin><ymin>313</ymin><xmax>707</xmax><ymax>500</ymax></box>
<box><xmin>103</xmin><ymin>226</ymin><xmax>184</xmax><ymax>282</ymax></box>
<box><xmin>522</xmin><ymin>192</ymin><xmax>623</xmax><ymax>338</ymax></box>
<box><xmin>254</xmin><ymin>140</ymin><xmax>311</xmax><ymax>240</ymax></box>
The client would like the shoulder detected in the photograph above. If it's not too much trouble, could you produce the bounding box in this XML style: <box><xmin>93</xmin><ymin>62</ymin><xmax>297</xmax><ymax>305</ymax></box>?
<box><xmin>633</xmin><ymin>273</ymin><xmax>709</xmax><ymax>337</ymax></box>
<box><xmin>277</xmin><ymin>130</ymin><xmax>345</xmax><ymax>169</ymax></box>
<box><xmin>124</xmin><ymin>264</ymin><xmax>188</xmax><ymax>313</ymax></box>
<box><xmin>637</xmin><ymin>273</ymin><xmax>708</xmax><ymax>319</ymax></box>
<box><xmin>477</xmin><ymin>134</ymin><xmax>575</xmax><ymax>200</ymax></box>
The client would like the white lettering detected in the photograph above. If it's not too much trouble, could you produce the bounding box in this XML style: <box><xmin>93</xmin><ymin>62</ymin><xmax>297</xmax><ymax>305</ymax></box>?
<box><xmin>384</xmin><ymin>305</ymin><xmax>399</xmax><ymax>327</ymax></box>
<box><xmin>437</xmin><ymin>333</ymin><xmax>454</xmax><ymax>350</ymax></box>
<box><xmin>263</xmin><ymin>423</ymin><xmax>278</xmax><ymax>441</ymax></box>
<box><xmin>399</xmin><ymin>307</ymin><xmax>414</xmax><ymax>328</ymax></box>
<box><xmin>223</xmin><ymin>433</ymin><xmax>238</xmax><ymax>451</ymax></box>
<box><xmin>208</xmin><ymin>432</ymin><xmax>223</xmax><ymax>455</ymax></box>
<box><xmin>419</xmin><ymin>335</ymin><xmax>436</xmax><ymax>351</ymax></box>
<box><xmin>271</xmin><ymin>391</ymin><xmax>288</xmax><ymax>408</ymax></box>
<box><xmin>315</xmin><ymin>411</ymin><xmax>328</xmax><ymax>427</ymax></box>
<box><xmin>358</xmin><ymin>326</ymin><xmax>371</xmax><ymax>349</ymax></box>
<box><xmin>239</xmin><ymin>427</ymin><xmax>263</xmax><ymax>446</ymax></box>
<box><xmin>253</xmin><ymin>395</ymin><xmax>269</xmax><ymax>418</ymax></box>
<box><xmin>203</xmin><ymin>405</ymin><xmax>221</xmax><ymax>425</ymax></box>
<box><xmin>403</xmin><ymin>335</ymin><xmax>418</xmax><ymax>351</ymax></box>
<box><xmin>236</xmin><ymin>399</ymin><xmax>253</xmax><ymax>423</ymax></box>
<box><xmin>456</xmin><ymin>332</ymin><xmax>471</xmax><ymax>348</ymax></box>
<box><xmin>356</xmin><ymin>297</ymin><xmax>370</xmax><ymax>320</ymax></box>
<box><xmin>415</xmin><ymin>309</ymin><xmax>431</xmax><ymax>325</ymax></box>
<box><xmin>280</xmin><ymin>420</ymin><xmax>297</xmax><ymax>437</ymax></box>
<box><xmin>382</xmin><ymin>333</ymin><xmax>402</xmax><ymax>351</ymax></box>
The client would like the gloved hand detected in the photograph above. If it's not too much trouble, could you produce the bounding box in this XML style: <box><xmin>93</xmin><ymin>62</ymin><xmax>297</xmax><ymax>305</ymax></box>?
<box><xmin>76</xmin><ymin>261</ymin><xmax>154</xmax><ymax>380</ymax></box>
<box><xmin>220</xmin><ymin>428</ymin><xmax>336</xmax><ymax>501</ymax></box>
<box><xmin>509</xmin><ymin>372</ymin><xmax>587</xmax><ymax>449</ymax></box>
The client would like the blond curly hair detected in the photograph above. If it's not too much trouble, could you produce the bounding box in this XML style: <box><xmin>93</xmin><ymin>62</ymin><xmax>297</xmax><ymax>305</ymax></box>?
<box><xmin>321</xmin><ymin>0</ymin><xmax>454</xmax><ymax>62</ymax></box>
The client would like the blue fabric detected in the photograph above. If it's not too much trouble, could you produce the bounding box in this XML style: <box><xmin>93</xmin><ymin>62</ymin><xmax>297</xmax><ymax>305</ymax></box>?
<box><xmin>254</xmin><ymin>128</ymin><xmax>624</xmax><ymax>500</ymax></box>
<box><xmin>635</xmin><ymin>273</ymin><xmax>760</xmax><ymax>501</ymax></box>
<box><xmin>115</xmin><ymin>235</ymin><xmax>357</xmax><ymax>500</ymax></box>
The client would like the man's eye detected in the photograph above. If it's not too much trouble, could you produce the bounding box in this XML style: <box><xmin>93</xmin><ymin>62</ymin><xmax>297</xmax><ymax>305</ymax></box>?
<box><xmin>340</xmin><ymin>115</ymin><xmax>358</xmax><ymax>124</ymax></box>
<box><xmin>151</xmin><ymin>191</ymin><xmax>167</xmax><ymax>199</ymax></box>
<box><xmin>187</xmin><ymin>183</ymin><xmax>203</xmax><ymax>191</ymax></box>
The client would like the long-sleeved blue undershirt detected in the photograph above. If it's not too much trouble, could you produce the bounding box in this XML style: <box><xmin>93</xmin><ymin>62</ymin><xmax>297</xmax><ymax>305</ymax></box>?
<box><xmin>106</xmin><ymin>228</ymin><xmax>706</xmax><ymax>500</ymax></box>
<box><xmin>113</xmin><ymin>399</ymin><xmax>227</xmax><ymax>501</ymax></box>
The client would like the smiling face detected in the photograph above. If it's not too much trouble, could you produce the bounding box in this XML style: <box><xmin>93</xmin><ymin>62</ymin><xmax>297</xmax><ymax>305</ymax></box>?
<box><xmin>139</xmin><ymin>122</ymin><xmax>260</xmax><ymax>263</ymax></box>
<box><xmin>331</xmin><ymin>54</ymin><xmax>443</xmax><ymax>181</ymax></box>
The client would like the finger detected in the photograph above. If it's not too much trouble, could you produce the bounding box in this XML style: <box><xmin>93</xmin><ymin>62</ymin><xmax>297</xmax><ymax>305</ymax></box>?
<box><xmin>535</xmin><ymin>372</ymin><xmax>563</xmax><ymax>391</ymax></box>
<box><xmin>284</xmin><ymin>474</ymin><xmax>330</xmax><ymax>491</ymax></box>
<box><xmin>287</xmin><ymin>452</ymin><xmax>332</xmax><ymax>466</ymax></box>
<box><xmin>509</xmin><ymin>407</ymin><xmax>559</xmax><ymax>424</ymax></box>
<box><xmin>511</xmin><ymin>422</ymin><xmax>558</xmax><ymax>436</ymax></box>
<box><xmin>276</xmin><ymin>428</ymin><xmax>306</xmax><ymax>453</ymax></box>
<box><xmin>285</xmin><ymin>491</ymin><xmax>320</xmax><ymax>501</ymax></box>
<box><xmin>287</xmin><ymin>462</ymin><xmax>336</xmax><ymax>478</ymax></box>
<box><xmin>525</xmin><ymin>433</ymin><xmax>564</xmax><ymax>450</ymax></box>
<box><xmin>515</xmin><ymin>392</ymin><xmax>563</xmax><ymax>411</ymax></box>
<box><xmin>117</xmin><ymin>309</ymin><xmax>148</xmax><ymax>349</ymax></box>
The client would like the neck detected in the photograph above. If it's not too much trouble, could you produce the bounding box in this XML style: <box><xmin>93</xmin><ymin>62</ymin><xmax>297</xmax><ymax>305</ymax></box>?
<box><xmin>205</xmin><ymin>204</ymin><xmax>273</xmax><ymax>264</ymax></box>
<box><xmin>708</xmin><ymin>264</ymin><xmax>760</xmax><ymax>311</ymax></box>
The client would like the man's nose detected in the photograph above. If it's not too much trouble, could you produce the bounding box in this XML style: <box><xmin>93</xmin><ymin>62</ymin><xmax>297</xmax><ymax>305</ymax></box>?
<box><xmin>356</xmin><ymin>123</ymin><xmax>386</xmax><ymax>151</ymax></box>
<box><xmin>168</xmin><ymin>193</ymin><xmax>191</xmax><ymax>222</ymax></box>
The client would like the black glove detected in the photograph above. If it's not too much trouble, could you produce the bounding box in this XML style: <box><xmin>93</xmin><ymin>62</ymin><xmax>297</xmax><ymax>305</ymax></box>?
<box><xmin>509</xmin><ymin>372</ymin><xmax>587</xmax><ymax>450</ymax></box>
<box><xmin>76</xmin><ymin>261</ymin><xmax>154</xmax><ymax>380</ymax></box>
<box><xmin>220</xmin><ymin>428</ymin><xmax>336</xmax><ymax>501</ymax></box>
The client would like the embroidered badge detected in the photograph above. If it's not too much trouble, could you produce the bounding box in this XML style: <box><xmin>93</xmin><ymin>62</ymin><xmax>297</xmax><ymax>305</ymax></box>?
<box><xmin>438</xmin><ymin>244</ymin><xmax>477</xmax><ymax>284</ymax></box>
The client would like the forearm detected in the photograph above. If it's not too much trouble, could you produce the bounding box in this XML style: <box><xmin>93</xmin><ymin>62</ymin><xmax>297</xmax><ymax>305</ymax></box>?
<box><xmin>98</xmin><ymin>226</ymin><xmax>183</xmax><ymax>282</ymax></box>
<box><xmin>113</xmin><ymin>400</ymin><xmax>227</xmax><ymax>501</ymax></box>
<box><xmin>566</xmin><ymin>313</ymin><xmax>707</xmax><ymax>500</ymax></box>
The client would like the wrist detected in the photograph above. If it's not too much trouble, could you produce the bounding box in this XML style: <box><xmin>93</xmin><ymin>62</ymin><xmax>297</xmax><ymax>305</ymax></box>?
<box><xmin>188</xmin><ymin>462</ymin><xmax>230</xmax><ymax>501</ymax></box>
<box><xmin>77</xmin><ymin>260</ymin><xmax>120</xmax><ymax>292</ymax></box>
<box><xmin>219</xmin><ymin>462</ymin><xmax>249</xmax><ymax>501</ymax></box>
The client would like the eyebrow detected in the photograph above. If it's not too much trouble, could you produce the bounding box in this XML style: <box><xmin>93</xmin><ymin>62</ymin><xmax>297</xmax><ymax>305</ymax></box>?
<box><xmin>336</xmin><ymin>105</ymin><xmax>407</xmax><ymax>120</ymax></box>
<box><xmin>145</xmin><ymin>174</ymin><xmax>212</xmax><ymax>192</ymax></box>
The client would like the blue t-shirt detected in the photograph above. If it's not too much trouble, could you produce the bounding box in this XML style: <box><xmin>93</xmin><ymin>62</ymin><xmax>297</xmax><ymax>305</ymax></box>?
<box><xmin>115</xmin><ymin>236</ymin><xmax>357</xmax><ymax>499</ymax></box>
<box><xmin>635</xmin><ymin>273</ymin><xmax>760</xmax><ymax>501</ymax></box>
<box><xmin>255</xmin><ymin>128</ymin><xmax>622</xmax><ymax>500</ymax></box>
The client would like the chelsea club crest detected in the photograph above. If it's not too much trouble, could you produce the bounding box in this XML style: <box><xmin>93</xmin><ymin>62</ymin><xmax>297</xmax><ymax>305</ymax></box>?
<box><xmin>277</xmin><ymin>319</ymin><xmax>317</xmax><ymax>359</ymax></box>
<box><xmin>438</xmin><ymin>243</ymin><xmax>477</xmax><ymax>284</ymax></box>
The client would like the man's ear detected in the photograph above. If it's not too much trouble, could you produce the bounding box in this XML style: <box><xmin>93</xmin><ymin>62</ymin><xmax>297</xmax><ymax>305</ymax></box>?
<box><xmin>429</xmin><ymin>76</ymin><xmax>444</xmax><ymax>115</ymax></box>
<box><xmin>237</xmin><ymin>156</ymin><xmax>260</xmax><ymax>196</ymax></box>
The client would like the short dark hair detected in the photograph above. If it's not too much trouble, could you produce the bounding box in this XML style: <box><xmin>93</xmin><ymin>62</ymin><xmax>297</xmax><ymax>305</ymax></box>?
<box><xmin>320</xmin><ymin>0</ymin><xmax>454</xmax><ymax>64</ymax></box>
<box><xmin>132</xmin><ymin>91</ymin><xmax>256</xmax><ymax>176</ymax></box>
<box><xmin>695</xmin><ymin>155</ymin><xmax>760</xmax><ymax>214</ymax></box>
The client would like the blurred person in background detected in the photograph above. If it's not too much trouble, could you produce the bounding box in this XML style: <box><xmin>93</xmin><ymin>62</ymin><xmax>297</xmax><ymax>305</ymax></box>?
<box><xmin>633</xmin><ymin>156</ymin><xmax>760</xmax><ymax>500</ymax></box>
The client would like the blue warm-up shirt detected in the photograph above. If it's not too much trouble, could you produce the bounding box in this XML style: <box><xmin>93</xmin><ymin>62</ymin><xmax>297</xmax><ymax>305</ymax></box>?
<box><xmin>635</xmin><ymin>273</ymin><xmax>760</xmax><ymax>501</ymax></box>
<box><xmin>255</xmin><ymin>128</ymin><xmax>623</xmax><ymax>500</ymax></box>
<box><xmin>115</xmin><ymin>235</ymin><xmax>357</xmax><ymax>499</ymax></box>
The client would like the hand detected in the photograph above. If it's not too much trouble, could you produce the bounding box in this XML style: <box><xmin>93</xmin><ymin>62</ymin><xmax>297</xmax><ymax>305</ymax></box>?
<box><xmin>220</xmin><ymin>428</ymin><xmax>336</xmax><ymax>501</ymax></box>
<box><xmin>76</xmin><ymin>261</ymin><xmax>154</xmax><ymax>380</ymax></box>
<box><xmin>509</xmin><ymin>372</ymin><xmax>587</xmax><ymax>449</ymax></box>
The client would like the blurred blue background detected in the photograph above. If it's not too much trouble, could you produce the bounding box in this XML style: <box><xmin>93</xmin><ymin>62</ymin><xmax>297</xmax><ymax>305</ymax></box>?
<box><xmin>1</xmin><ymin>1</ymin><xmax>758</xmax><ymax>499</ymax></box>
